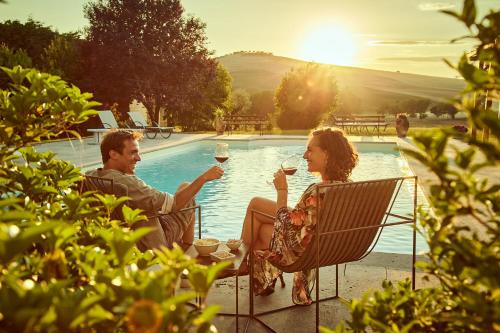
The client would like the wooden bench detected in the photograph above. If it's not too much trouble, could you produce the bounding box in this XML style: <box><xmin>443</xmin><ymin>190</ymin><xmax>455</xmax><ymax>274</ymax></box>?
<box><xmin>333</xmin><ymin>115</ymin><xmax>388</xmax><ymax>137</ymax></box>
<box><xmin>223</xmin><ymin>115</ymin><xmax>268</xmax><ymax>135</ymax></box>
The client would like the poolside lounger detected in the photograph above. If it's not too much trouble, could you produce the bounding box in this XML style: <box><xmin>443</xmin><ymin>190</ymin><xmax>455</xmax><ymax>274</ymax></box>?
<box><xmin>248</xmin><ymin>176</ymin><xmax>418</xmax><ymax>332</ymax></box>
<box><xmin>128</xmin><ymin>111</ymin><xmax>173</xmax><ymax>139</ymax></box>
<box><xmin>87</xmin><ymin>110</ymin><xmax>143</xmax><ymax>144</ymax></box>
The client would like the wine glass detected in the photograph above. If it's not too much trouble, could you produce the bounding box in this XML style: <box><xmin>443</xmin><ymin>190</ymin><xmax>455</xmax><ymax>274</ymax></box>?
<box><xmin>266</xmin><ymin>154</ymin><xmax>302</xmax><ymax>185</ymax></box>
<box><xmin>280</xmin><ymin>154</ymin><xmax>302</xmax><ymax>176</ymax></box>
<box><xmin>214</xmin><ymin>143</ymin><xmax>229</xmax><ymax>167</ymax></box>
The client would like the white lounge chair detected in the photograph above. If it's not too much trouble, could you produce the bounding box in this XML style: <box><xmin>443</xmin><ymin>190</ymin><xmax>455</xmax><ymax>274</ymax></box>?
<box><xmin>87</xmin><ymin>110</ymin><xmax>143</xmax><ymax>144</ymax></box>
<box><xmin>128</xmin><ymin>111</ymin><xmax>173</xmax><ymax>139</ymax></box>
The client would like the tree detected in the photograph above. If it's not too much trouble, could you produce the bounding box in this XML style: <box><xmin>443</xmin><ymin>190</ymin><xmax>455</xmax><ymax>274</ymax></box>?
<box><xmin>326</xmin><ymin>1</ymin><xmax>499</xmax><ymax>332</ymax></box>
<box><xmin>41</xmin><ymin>34</ymin><xmax>84</xmax><ymax>84</ymax></box>
<box><xmin>229</xmin><ymin>89</ymin><xmax>251</xmax><ymax>115</ymax></box>
<box><xmin>401</xmin><ymin>98</ymin><xmax>431</xmax><ymax>118</ymax></box>
<box><xmin>84</xmin><ymin>0</ymin><xmax>218</xmax><ymax>127</ymax></box>
<box><xmin>0</xmin><ymin>44</ymin><xmax>32</xmax><ymax>88</ymax></box>
<box><xmin>430</xmin><ymin>102</ymin><xmax>455</xmax><ymax>118</ymax></box>
<box><xmin>0</xmin><ymin>19</ymin><xmax>58</xmax><ymax>68</ymax></box>
<box><xmin>275</xmin><ymin>63</ymin><xmax>338</xmax><ymax>129</ymax></box>
<box><xmin>249</xmin><ymin>90</ymin><xmax>275</xmax><ymax>118</ymax></box>
<box><xmin>175</xmin><ymin>63</ymin><xmax>232</xmax><ymax>130</ymax></box>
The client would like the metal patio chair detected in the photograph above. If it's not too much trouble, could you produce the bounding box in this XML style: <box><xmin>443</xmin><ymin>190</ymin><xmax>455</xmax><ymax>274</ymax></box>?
<box><xmin>80</xmin><ymin>174</ymin><xmax>202</xmax><ymax>249</ymax></box>
<box><xmin>247</xmin><ymin>176</ymin><xmax>418</xmax><ymax>333</ymax></box>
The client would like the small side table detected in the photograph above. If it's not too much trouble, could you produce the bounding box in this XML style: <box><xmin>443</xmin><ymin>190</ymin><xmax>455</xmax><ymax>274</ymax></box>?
<box><xmin>185</xmin><ymin>242</ymin><xmax>250</xmax><ymax>332</ymax></box>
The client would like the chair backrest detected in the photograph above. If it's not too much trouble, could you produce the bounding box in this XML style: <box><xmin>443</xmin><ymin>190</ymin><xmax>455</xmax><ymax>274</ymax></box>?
<box><xmin>128</xmin><ymin>111</ymin><xmax>148</xmax><ymax>127</ymax></box>
<box><xmin>278</xmin><ymin>178</ymin><xmax>399</xmax><ymax>273</ymax></box>
<box><xmin>81</xmin><ymin>174</ymin><xmax>129</xmax><ymax>221</ymax></box>
<box><xmin>98</xmin><ymin>110</ymin><xmax>119</xmax><ymax>129</ymax></box>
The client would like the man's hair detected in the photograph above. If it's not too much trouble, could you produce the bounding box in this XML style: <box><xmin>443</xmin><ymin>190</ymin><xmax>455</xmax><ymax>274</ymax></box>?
<box><xmin>311</xmin><ymin>127</ymin><xmax>358</xmax><ymax>182</ymax></box>
<box><xmin>100</xmin><ymin>130</ymin><xmax>143</xmax><ymax>163</ymax></box>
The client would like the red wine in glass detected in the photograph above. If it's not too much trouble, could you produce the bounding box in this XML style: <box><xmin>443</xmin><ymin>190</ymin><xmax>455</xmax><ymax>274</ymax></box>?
<box><xmin>282</xmin><ymin>167</ymin><xmax>297</xmax><ymax>175</ymax></box>
<box><xmin>281</xmin><ymin>154</ymin><xmax>302</xmax><ymax>176</ymax></box>
<box><xmin>215</xmin><ymin>156</ymin><xmax>229</xmax><ymax>163</ymax></box>
<box><xmin>266</xmin><ymin>154</ymin><xmax>301</xmax><ymax>184</ymax></box>
<box><xmin>215</xmin><ymin>143</ymin><xmax>229</xmax><ymax>166</ymax></box>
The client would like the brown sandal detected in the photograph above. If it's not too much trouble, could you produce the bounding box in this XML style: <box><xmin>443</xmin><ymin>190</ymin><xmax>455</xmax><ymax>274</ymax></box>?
<box><xmin>257</xmin><ymin>273</ymin><xmax>286</xmax><ymax>296</ymax></box>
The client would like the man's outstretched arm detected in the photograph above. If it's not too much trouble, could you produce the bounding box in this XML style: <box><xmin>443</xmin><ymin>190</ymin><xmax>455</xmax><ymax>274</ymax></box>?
<box><xmin>172</xmin><ymin>166</ymin><xmax>224</xmax><ymax>210</ymax></box>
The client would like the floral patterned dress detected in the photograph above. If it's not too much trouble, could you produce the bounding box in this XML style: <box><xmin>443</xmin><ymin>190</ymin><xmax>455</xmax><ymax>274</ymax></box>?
<box><xmin>252</xmin><ymin>182</ymin><xmax>336</xmax><ymax>305</ymax></box>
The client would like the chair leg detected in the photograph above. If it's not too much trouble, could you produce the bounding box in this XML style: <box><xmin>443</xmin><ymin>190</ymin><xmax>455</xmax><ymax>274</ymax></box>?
<box><xmin>335</xmin><ymin>264</ymin><xmax>339</xmax><ymax>297</ymax></box>
<box><xmin>412</xmin><ymin>176</ymin><xmax>417</xmax><ymax>290</ymax></box>
<box><xmin>278</xmin><ymin>273</ymin><xmax>285</xmax><ymax>288</ymax></box>
<box><xmin>316</xmin><ymin>265</ymin><xmax>320</xmax><ymax>333</ymax></box>
<box><xmin>160</xmin><ymin>129</ymin><xmax>172</xmax><ymax>139</ymax></box>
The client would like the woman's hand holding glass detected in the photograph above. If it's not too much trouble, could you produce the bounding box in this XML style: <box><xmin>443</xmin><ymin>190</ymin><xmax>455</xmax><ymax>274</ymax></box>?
<box><xmin>266</xmin><ymin>154</ymin><xmax>302</xmax><ymax>185</ymax></box>
<box><xmin>273</xmin><ymin>169</ymin><xmax>288</xmax><ymax>192</ymax></box>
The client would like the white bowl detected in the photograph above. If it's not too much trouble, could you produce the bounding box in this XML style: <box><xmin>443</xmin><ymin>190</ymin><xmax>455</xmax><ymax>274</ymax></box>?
<box><xmin>226</xmin><ymin>239</ymin><xmax>243</xmax><ymax>251</ymax></box>
<box><xmin>210</xmin><ymin>250</ymin><xmax>236</xmax><ymax>263</ymax></box>
<box><xmin>193</xmin><ymin>238</ymin><xmax>220</xmax><ymax>256</ymax></box>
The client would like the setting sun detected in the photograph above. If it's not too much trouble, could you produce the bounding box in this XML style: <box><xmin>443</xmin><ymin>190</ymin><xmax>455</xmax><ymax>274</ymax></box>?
<box><xmin>299</xmin><ymin>25</ymin><xmax>357</xmax><ymax>66</ymax></box>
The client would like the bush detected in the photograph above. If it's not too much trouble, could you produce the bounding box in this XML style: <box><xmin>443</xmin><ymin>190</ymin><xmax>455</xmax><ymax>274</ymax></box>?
<box><xmin>324</xmin><ymin>1</ymin><xmax>500</xmax><ymax>332</ymax></box>
<box><xmin>0</xmin><ymin>66</ymin><xmax>226</xmax><ymax>332</ymax></box>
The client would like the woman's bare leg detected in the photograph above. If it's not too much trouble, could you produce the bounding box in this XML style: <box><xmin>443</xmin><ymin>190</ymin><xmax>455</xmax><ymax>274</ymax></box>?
<box><xmin>254</xmin><ymin>224</ymin><xmax>275</xmax><ymax>250</ymax></box>
<box><xmin>241</xmin><ymin>197</ymin><xmax>277</xmax><ymax>249</ymax></box>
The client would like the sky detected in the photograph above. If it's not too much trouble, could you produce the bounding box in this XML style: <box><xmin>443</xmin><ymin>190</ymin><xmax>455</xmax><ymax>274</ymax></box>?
<box><xmin>0</xmin><ymin>0</ymin><xmax>498</xmax><ymax>78</ymax></box>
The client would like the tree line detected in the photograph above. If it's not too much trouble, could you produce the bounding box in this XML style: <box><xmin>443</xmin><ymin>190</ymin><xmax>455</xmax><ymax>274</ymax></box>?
<box><xmin>0</xmin><ymin>0</ymin><xmax>232</xmax><ymax>131</ymax></box>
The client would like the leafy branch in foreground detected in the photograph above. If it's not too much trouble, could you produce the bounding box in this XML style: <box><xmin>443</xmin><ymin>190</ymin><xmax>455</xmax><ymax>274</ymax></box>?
<box><xmin>0</xmin><ymin>66</ymin><xmax>226</xmax><ymax>332</ymax></box>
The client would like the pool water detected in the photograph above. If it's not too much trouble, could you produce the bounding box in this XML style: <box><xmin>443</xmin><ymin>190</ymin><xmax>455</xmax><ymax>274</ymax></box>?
<box><xmin>136</xmin><ymin>140</ymin><xmax>428</xmax><ymax>254</ymax></box>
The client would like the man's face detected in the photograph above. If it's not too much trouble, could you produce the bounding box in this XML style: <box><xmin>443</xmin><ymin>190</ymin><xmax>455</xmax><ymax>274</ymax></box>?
<box><xmin>110</xmin><ymin>139</ymin><xmax>141</xmax><ymax>174</ymax></box>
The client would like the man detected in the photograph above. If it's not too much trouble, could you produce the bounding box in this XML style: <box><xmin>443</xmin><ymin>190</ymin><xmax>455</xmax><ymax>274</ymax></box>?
<box><xmin>86</xmin><ymin>129</ymin><xmax>223</xmax><ymax>251</ymax></box>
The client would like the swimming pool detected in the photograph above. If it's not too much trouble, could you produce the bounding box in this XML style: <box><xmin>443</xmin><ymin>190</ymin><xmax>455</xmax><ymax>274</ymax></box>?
<box><xmin>136</xmin><ymin>139</ymin><xmax>428</xmax><ymax>254</ymax></box>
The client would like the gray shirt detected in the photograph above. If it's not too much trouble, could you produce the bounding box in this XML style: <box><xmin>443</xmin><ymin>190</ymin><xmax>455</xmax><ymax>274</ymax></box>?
<box><xmin>86</xmin><ymin>168</ymin><xmax>177</xmax><ymax>250</ymax></box>
<box><xmin>86</xmin><ymin>168</ymin><xmax>174</xmax><ymax>215</ymax></box>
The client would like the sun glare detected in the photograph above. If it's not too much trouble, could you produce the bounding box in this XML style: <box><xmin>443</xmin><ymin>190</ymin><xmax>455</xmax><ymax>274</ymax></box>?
<box><xmin>299</xmin><ymin>25</ymin><xmax>357</xmax><ymax>66</ymax></box>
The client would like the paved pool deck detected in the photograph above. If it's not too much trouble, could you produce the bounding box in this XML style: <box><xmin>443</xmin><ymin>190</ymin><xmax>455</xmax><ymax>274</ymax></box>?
<box><xmin>33</xmin><ymin>133</ymin><xmax>496</xmax><ymax>332</ymax></box>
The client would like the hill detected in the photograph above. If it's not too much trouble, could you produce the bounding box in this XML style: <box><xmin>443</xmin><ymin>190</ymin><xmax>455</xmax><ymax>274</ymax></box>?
<box><xmin>217</xmin><ymin>52</ymin><xmax>464</xmax><ymax>113</ymax></box>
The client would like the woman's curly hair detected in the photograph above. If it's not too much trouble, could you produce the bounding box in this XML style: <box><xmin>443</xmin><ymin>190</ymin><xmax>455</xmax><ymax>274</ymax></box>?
<box><xmin>312</xmin><ymin>127</ymin><xmax>358</xmax><ymax>182</ymax></box>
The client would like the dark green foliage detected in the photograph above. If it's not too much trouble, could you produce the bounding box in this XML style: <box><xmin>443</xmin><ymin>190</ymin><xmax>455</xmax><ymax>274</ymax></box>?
<box><xmin>275</xmin><ymin>63</ymin><xmax>338</xmax><ymax>129</ymax></box>
<box><xmin>0</xmin><ymin>19</ymin><xmax>58</xmax><ymax>68</ymax></box>
<box><xmin>401</xmin><ymin>99</ymin><xmax>431</xmax><ymax>118</ymax></box>
<box><xmin>0</xmin><ymin>67</ymin><xmax>226</xmax><ymax>331</ymax></box>
<box><xmin>41</xmin><ymin>34</ymin><xmax>84</xmax><ymax>83</ymax></box>
<box><xmin>0</xmin><ymin>44</ymin><xmax>32</xmax><ymax>88</ymax></box>
<box><xmin>0</xmin><ymin>19</ymin><xmax>85</xmax><ymax>88</ymax></box>
<box><xmin>324</xmin><ymin>1</ymin><xmax>500</xmax><ymax>332</ymax></box>
<box><xmin>430</xmin><ymin>102</ymin><xmax>458</xmax><ymax>118</ymax></box>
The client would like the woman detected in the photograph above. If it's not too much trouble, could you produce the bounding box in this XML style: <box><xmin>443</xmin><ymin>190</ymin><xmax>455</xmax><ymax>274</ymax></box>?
<box><xmin>240</xmin><ymin>127</ymin><xmax>358</xmax><ymax>305</ymax></box>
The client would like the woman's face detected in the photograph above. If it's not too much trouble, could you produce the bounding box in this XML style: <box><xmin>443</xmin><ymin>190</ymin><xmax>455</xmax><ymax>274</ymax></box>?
<box><xmin>303</xmin><ymin>136</ymin><xmax>328</xmax><ymax>175</ymax></box>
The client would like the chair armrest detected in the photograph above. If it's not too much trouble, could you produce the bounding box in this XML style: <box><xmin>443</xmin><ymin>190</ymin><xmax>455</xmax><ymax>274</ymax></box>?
<box><xmin>154</xmin><ymin>205</ymin><xmax>202</xmax><ymax>239</ymax></box>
